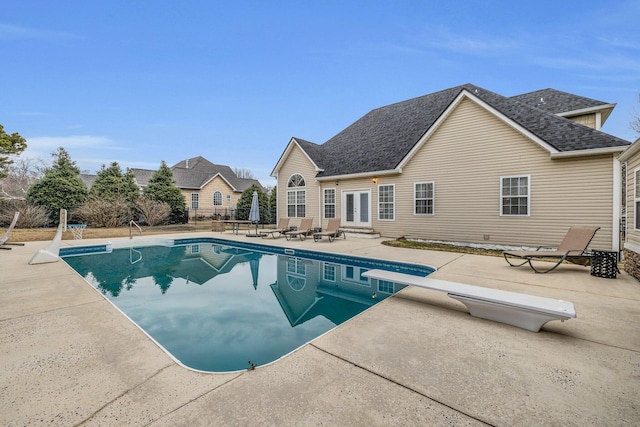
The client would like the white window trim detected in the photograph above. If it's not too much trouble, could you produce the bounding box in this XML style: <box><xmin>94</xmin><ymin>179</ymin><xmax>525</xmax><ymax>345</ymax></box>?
<box><xmin>213</xmin><ymin>191</ymin><xmax>223</xmax><ymax>206</ymax></box>
<box><xmin>377</xmin><ymin>184</ymin><xmax>395</xmax><ymax>221</ymax></box>
<box><xmin>414</xmin><ymin>181</ymin><xmax>435</xmax><ymax>216</ymax></box>
<box><xmin>287</xmin><ymin>173</ymin><xmax>306</xmax><ymax>218</ymax></box>
<box><xmin>287</xmin><ymin>189</ymin><xmax>306</xmax><ymax>218</ymax></box>
<box><xmin>323</xmin><ymin>188</ymin><xmax>336</xmax><ymax>219</ymax></box>
<box><xmin>500</xmin><ymin>174</ymin><xmax>531</xmax><ymax>216</ymax></box>
<box><xmin>191</xmin><ymin>193</ymin><xmax>199</xmax><ymax>209</ymax></box>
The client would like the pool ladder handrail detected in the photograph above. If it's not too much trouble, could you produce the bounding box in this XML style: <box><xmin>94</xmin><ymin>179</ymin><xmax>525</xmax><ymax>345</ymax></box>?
<box><xmin>130</xmin><ymin>247</ymin><xmax>142</xmax><ymax>264</ymax></box>
<box><xmin>130</xmin><ymin>220</ymin><xmax>142</xmax><ymax>239</ymax></box>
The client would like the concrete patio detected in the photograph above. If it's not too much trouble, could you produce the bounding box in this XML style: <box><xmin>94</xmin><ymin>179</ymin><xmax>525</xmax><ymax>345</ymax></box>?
<box><xmin>1</xmin><ymin>233</ymin><xmax>639</xmax><ymax>426</ymax></box>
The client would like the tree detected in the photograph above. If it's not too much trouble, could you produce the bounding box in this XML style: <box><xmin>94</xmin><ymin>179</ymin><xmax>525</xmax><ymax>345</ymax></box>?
<box><xmin>632</xmin><ymin>92</ymin><xmax>640</xmax><ymax>135</ymax></box>
<box><xmin>0</xmin><ymin>156</ymin><xmax>47</xmax><ymax>200</ymax></box>
<box><xmin>0</xmin><ymin>124</ymin><xmax>28</xmax><ymax>179</ymax></box>
<box><xmin>89</xmin><ymin>162</ymin><xmax>139</xmax><ymax>203</ymax></box>
<box><xmin>144</xmin><ymin>161</ymin><xmax>186</xmax><ymax>224</ymax></box>
<box><xmin>268</xmin><ymin>185</ymin><xmax>277</xmax><ymax>224</ymax></box>
<box><xmin>234</xmin><ymin>167</ymin><xmax>257</xmax><ymax>179</ymax></box>
<box><xmin>26</xmin><ymin>147</ymin><xmax>88</xmax><ymax>222</ymax></box>
<box><xmin>235</xmin><ymin>185</ymin><xmax>269</xmax><ymax>224</ymax></box>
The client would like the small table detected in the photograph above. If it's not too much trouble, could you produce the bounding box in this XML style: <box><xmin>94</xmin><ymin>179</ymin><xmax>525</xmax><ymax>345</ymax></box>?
<box><xmin>221</xmin><ymin>220</ymin><xmax>256</xmax><ymax>235</ymax></box>
<box><xmin>590</xmin><ymin>250</ymin><xmax>619</xmax><ymax>279</ymax></box>
<box><xmin>66</xmin><ymin>224</ymin><xmax>87</xmax><ymax>240</ymax></box>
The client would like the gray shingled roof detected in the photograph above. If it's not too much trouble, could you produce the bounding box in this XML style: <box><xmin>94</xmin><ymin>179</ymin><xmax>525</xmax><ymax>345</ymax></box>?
<box><xmin>171</xmin><ymin>156</ymin><xmax>263</xmax><ymax>191</ymax></box>
<box><xmin>294</xmin><ymin>83</ymin><xmax>630</xmax><ymax>178</ymax></box>
<box><xmin>510</xmin><ymin>88</ymin><xmax>612</xmax><ymax>115</ymax></box>
<box><xmin>129</xmin><ymin>168</ymin><xmax>155</xmax><ymax>187</ymax></box>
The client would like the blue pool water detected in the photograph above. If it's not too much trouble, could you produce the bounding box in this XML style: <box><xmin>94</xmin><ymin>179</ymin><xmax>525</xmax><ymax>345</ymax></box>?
<box><xmin>61</xmin><ymin>238</ymin><xmax>434</xmax><ymax>372</ymax></box>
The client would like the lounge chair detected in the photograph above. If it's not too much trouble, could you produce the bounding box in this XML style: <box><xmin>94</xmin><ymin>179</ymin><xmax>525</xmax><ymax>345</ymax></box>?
<box><xmin>503</xmin><ymin>226</ymin><xmax>600</xmax><ymax>273</ymax></box>
<box><xmin>285</xmin><ymin>218</ymin><xmax>314</xmax><ymax>241</ymax></box>
<box><xmin>260</xmin><ymin>218</ymin><xmax>290</xmax><ymax>239</ymax></box>
<box><xmin>1</xmin><ymin>212</ymin><xmax>25</xmax><ymax>250</ymax></box>
<box><xmin>313</xmin><ymin>218</ymin><xmax>345</xmax><ymax>242</ymax></box>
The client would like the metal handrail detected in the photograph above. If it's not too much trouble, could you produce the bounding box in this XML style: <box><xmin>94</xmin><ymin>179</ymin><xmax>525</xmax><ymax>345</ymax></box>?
<box><xmin>130</xmin><ymin>248</ymin><xmax>142</xmax><ymax>264</ymax></box>
<box><xmin>129</xmin><ymin>220</ymin><xmax>142</xmax><ymax>239</ymax></box>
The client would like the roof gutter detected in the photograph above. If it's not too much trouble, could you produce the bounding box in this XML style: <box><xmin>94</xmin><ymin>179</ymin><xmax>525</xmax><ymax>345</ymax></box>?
<box><xmin>315</xmin><ymin>169</ymin><xmax>401</xmax><ymax>182</ymax></box>
<box><xmin>549</xmin><ymin>146</ymin><xmax>628</xmax><ymax>159</ymax></box>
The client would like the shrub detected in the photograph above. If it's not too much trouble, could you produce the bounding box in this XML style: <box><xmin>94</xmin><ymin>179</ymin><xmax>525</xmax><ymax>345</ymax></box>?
<box><xmin>135</xmin><ymin>198</ymin><xmax>170</xmax><ymax>226</ymax></box>
<box><xmin>73</xmin><ymin>198</ymin><xmax>132</xmax><ymax>228</ymax></box>
<box><xmin>0</xmin><ymin>199</ymin><xmax>49</xmax><ymax>228</ymax></box>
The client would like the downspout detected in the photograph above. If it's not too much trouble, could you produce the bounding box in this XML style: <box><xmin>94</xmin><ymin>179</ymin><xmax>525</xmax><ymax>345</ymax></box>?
<box><xmin>613</xmin><ymin>157</ymin><xmax>621</xmax><ymax>253</ymax></box>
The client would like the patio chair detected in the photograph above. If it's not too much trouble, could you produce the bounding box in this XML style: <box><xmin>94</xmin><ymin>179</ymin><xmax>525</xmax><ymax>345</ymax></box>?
<box><xmin>1</xmin><ymin>212</ymin><xmax>25</xmax><ymax>250</ymax></box>
<box><xmin>503</xmin><ymin>226</ymin><xmax>600</xmax><ymax>273</ymax></box>
<box><xmin>285</xmin><ymin>218</ymin><xmax>314</xmax><ymax>241</ymax></box>
<box><xmin>313</xmin><ymin>218</ymin><xmax>345</xmax><ymax>242</ymax></box>
<box><xmin>260</xmin><ymin>218</ymin><xmax>290</xmax><ymax>239</ymax></box>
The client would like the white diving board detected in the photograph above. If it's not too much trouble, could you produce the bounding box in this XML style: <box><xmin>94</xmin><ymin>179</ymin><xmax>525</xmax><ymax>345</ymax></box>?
<box><xmin>363</xmin><ymin>270</ymin><xmax>576</xmax><ymax>332</ymax></box>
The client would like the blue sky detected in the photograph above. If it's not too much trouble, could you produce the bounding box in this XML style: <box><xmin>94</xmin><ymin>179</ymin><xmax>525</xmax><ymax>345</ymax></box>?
<box><xmin>2</xmin><ymin>1</ymin><xmax>639</xmax><ymax>187</ymax></box>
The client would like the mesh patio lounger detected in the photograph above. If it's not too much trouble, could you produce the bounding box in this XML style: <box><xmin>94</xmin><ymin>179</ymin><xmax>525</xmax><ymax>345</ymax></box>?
<box><xmin>313</xmin><ymin>218</ymin><xmax>345</xmax><ymax>243</ymax></box>
<box><xmin>503</xmin><ymin>226</ymin><xmax>600</xmax><ymax>273</ymax></box>
<box><xmin>285</xmin><ymin>218</ymin><xmax>314</xmax><ymax>241</ymax></box>
<box><xmin>260</xmin><ymin>218</ymin><xmax>290</xmax><ymax>239</ymax></box>
<box><xmin>1</xmin><ymin>212</ymin><xmax>25</xmax><ymax>250</ymax></box>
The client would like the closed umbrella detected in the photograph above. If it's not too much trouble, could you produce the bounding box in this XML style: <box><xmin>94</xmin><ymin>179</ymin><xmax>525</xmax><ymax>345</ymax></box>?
<box><xmin>249</xmin><ymin>254</ymin><xmax>260</xmax><ymax>289</ymax></box>
<box><xmin>247</xmin><ymin>190</ymin><xmax>260</xmax><ymax>237</ymax></box>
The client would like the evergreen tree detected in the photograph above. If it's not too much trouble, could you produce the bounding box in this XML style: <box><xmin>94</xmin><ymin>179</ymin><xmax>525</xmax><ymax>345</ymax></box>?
<box><xmin>268</xmin><ymin>185</ymin><xmax>277</xmax><ymax>224</ymax></box>
<box><xmin>236</xmin><ymin>185</ymin><xmax>269</xmax><ymax>224</ymax></box>
<box><xmin>0</xmin><ymin>124</ymin><xmax>27</xmax><ymax>179</ymax></box>
<box><xmin>144</xmin><ymin>161</ymin><xmax>186</xmax><ymax>223</ymax></box>
<box><xmin>26</xmin><ymin>147</ymin><xmax>88</xmax><ymax>223</ymax></box>
<box><xmin>89</xmin><ymin>162</ymin><xmax>139</xmax><ymax>203</ymax></box>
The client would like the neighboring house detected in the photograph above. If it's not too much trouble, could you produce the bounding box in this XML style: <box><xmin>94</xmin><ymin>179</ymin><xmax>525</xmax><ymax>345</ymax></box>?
<box><xmin>132</xmin><ymin>157</ymin><xmax>263</xmax><ymax>216</ymax></box>
<box><xmin>82</xmin><ymin>156</ymin><xmax>263</xmax><ymax>218</ymax></box>
<box><xmin>617</xmin><ymin>137</ymin><xmax>640</xmax><ymax>279</ymax></box>
<box><xmin>271</xmin><ymin>83</ymin><xmax>631</xmax><ymax>250</ymax></box>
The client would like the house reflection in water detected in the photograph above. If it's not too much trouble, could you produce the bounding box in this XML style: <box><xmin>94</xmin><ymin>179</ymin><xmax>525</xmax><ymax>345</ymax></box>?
<box><xmin>270</xmin><ymin>256</ymin><xmax>406</xmax><ymax>327</ymax></box>
<box><xmin>175</xmin><ymin>244</ymin><xmax>263</xmax><ymax>288</ymax></box>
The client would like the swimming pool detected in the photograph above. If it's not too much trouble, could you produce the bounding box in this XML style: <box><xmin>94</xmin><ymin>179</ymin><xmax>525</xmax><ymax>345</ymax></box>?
<box><xmin>61</xmin><ymin>237</ymin><xmax>434</xmax><ymax>372</ymax></box>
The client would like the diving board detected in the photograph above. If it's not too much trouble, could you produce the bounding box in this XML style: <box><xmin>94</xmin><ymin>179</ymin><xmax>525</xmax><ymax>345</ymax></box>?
<box><xmin>362</xmin><ymin>270</ymin><xmax>576</xmax><ymax>332</ymax></box>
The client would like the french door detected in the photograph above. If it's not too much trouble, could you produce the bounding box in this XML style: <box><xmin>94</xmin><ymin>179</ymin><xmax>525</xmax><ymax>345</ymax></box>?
<box><xmin>342</xmin><ymin>190</ymin><xmax>371</xmax><ymax>227</ymax></box>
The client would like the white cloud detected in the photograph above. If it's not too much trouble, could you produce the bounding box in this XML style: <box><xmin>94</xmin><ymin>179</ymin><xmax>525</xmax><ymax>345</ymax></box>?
<box><xmin>0</xmin><ymin>23</ymin><xmax>78</xmax><ymax>41</ymax></box>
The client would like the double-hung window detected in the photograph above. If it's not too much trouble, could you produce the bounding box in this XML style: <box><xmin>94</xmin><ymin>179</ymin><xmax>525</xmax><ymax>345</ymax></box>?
<box><xmin>414</xmin><ymin>182</ymin><xmax>434</xmax><ymax>215</ymax></box>
<box><xmin>287</xmin><ymin>174</ymin><xmax>306</xmax><ymax>217</ymax></box>
<box><xmin>500</xmin><ymin>175</ymin><xmax>530</xmax><ymax>216</ymax></box>
<box><xmin>324</xmin><ymin>188</ymin><xmax>336</xmax><ymax>218</ymax></box>
<box><xmin>378</xmin><ymin>184</ymin><xmax>395</xmax><ymax>220</ymax></box>
<box><xmin>191</xmin><ymin>193</ymin><xmax>199</xmax><ymax>209</ymax></box>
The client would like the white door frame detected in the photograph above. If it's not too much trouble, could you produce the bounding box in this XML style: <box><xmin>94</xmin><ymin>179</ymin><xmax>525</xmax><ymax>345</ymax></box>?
<box><xmin>341</xmin><ymin>189</ymin><xmax>371</xmax><ymax>227</ymax></box>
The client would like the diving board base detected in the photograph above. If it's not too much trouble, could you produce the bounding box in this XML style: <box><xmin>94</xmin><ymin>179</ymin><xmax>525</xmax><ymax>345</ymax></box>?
<box><xmin>447</xmin><ymin>294</ymin><xmax>572</xmax><ymax>332</ymax></box>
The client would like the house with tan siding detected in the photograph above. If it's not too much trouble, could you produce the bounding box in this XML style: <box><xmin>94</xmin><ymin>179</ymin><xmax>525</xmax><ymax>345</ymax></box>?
<box><xmin>617</xmin><ymin>137</ymin><xmax>640</xmax><ymax>279</ymax></box>
<box><xmin>271</xmin><ymin>84</ymin><xmax>631</xmax><ymax>251</ymax></box>
<box><xmin>132</xmin><ymin>157</ymin><xmax>263</xmax><ymax>218</ymax></box>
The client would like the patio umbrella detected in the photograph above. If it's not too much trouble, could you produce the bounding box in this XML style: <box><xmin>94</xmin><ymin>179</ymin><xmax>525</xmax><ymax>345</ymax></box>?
<box><xmin>246</xmin><ymin>190</ymin><xmax>260</xmax><ymax>237</ymax></box>
<box><xmin>249</xmin><ymin>254</ymin><xmax>260</xmax><ymax>290</ymax></box>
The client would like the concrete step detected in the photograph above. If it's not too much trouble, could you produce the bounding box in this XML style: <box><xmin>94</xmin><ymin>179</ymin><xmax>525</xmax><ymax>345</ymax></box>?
<box><xmin>341</xmin><ymin>227</ymin><xmax>381</xmax><ymax>239</ymax></box>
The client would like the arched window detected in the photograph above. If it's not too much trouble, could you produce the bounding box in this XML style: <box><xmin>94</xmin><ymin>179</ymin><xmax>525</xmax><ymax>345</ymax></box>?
<box><xmin>288</xmin><ymin>174</ymin><xmax>305</xmax><ymax>188</ymax></box>
<box><xmin>213</xmin><ymin>191</ymin><xmax>223</xmax><ymax>206</ymax></box>
<box><xmin>286</xmin><ymin>174</ymin><xmax>306</xmax><ymax>217</ymax></box>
